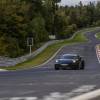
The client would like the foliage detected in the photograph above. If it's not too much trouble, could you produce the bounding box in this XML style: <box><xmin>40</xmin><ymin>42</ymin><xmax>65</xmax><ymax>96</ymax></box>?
<box><xmin>0</xmin><ymin>0</ymin><xmax>100</xmax><ymax>57</ymax></box>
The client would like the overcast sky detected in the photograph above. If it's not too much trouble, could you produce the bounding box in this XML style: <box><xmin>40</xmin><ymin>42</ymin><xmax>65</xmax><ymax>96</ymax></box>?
<box><xmin>61</xmin><ymin>0</ymin><xmax>100</xmax><ymax>6</ymax></box>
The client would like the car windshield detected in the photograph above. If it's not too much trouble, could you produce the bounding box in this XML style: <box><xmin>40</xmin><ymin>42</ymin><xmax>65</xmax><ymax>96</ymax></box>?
<box><xmin>60</xmin><ymin>55</ymin><xmax>78</xmax><ymax>59</ymax></box>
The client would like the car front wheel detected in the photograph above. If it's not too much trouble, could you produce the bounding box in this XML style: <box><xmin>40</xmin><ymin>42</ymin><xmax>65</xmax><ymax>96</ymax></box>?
<box><xmin>55</xmin><ymin>65</ymin><xmax>60</xmax><ymax>70</ymax></box>
<box><xmin>80</xmin><ymin>61</ymin><xmax>85</xmax><ymax>70</ymax></box>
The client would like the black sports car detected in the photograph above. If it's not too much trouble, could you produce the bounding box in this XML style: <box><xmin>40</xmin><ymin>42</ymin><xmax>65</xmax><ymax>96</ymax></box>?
<box><xmin>55</xmin><ymin>54</ymin><xmax>85</xmax><ymax>70</ymax></box>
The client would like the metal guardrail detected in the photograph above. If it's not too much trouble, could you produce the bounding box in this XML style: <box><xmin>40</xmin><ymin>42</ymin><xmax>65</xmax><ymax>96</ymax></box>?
<box><xmin>1</xmin><ymin>27</ymin><xmax>100</xmax><ymax>67</ymax></box>
<box><xmin>0</xmin><ymin>40</ymin><xmax>59</xmax><ymax>67</ymax></box>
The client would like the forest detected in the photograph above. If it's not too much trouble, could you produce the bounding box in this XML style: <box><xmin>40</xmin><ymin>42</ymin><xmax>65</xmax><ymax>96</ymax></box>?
<box><xmin>0</xmin><ymin>0</ymin><xmax>100</xmax><ymax>57</ymax></box>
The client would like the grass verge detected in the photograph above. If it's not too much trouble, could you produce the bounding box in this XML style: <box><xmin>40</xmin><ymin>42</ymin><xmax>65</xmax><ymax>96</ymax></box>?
<box><xmin>96</xmin><ymin>32</ymin><xmax>100</xmax><ymax>39</ymax></box>
<box><xmin>1</xmin><ymin>31</ymin><xmax>88</xmax><ymax>70</ymax></box>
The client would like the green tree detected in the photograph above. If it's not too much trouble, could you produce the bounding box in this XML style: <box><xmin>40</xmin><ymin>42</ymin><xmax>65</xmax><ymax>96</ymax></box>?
<box><xmin>30</xmin><ymin>15</ymin><xmax>49</xmax><ymax>44</ymax></box>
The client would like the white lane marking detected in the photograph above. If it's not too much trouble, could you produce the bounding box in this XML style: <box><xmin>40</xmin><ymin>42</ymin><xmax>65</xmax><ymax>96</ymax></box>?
<box><xmin>69</xmin><ymin>89</ymin><xmax>100</xmax><ymax>100</ymax></box>
<box><xmin>18</xmin><ymin>90</ymin><xmax>35</xmax><ymax>95</ymax></box>
<box><xmin>10</xmin><ymin>97</ymin><xmax>37</xmax><ymax>100</ymax></box>
<box><xmin>42</xmin><ymin>85</ymin><xmax>96</xmax><ymax>100</ymax></box>
<box><xmin>96</xmin><ymin>44</ymin><xmax>100</xmax><ymax>63</ymax></box>
<box><xmin>95</xmin><ymin>34</ymin><xmax>97</xmax><ymax>38</ymax></box>
<box><xmin>33</xmin><ymin>46</ymin><xmax>65</xmax><ymax>68</ymax></box>
<box><xmin>0</xmin><ymin>69</ymin><xmax>7</xmax><ymax>72</ymax></box>
<box><xmin>43</xmin><ymin>92</ymin><xmax>64</xmax><ymax>100</ymax></box>
<box><xmin>63</xmin><ymin>85</ymin><xmax>96</xmax><ymax>99</ymax></box>
<box><xmin>0</xmin><ymin>85</ymin><xmax>96</xmax><ymax>100</ymax></box>
<box><xmin>71</xmin><ymin>85</ymin><xmax>95</xmax><ymax>93</ymax></box>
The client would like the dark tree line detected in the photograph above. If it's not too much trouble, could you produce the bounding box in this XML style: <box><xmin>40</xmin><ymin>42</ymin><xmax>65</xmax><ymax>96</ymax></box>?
<box><xmin>0</xmin><ymin>0</ymin><xmax>100</xmax><ymax>57</ymax></box>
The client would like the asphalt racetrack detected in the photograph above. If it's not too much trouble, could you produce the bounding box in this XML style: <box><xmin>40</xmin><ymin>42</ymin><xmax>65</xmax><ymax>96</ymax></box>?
<box><xmin>0</xmin><ymin>29</ymin><xmax>100</xmax><ymax>100</ymax></box>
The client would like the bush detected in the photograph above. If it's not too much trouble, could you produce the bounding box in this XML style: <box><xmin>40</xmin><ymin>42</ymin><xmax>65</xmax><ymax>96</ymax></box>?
<box><xmin>58</xmin><ymin>24</ymin><xmax>77</xmax><ymax>39</ymax></box>
<box><xmin>0</xmin><ymin>36</ymin><xmax>24</xmax><ymax>57</ymax></box>
<box><xmin>95</xmin><ymin>20</ymin><xmax>100</xmax><ymax>26</ymax></box>
<box><xmin>30</xmin><ymin>15</ymin><xmax>49</xmax><ymax>44</ymax></box>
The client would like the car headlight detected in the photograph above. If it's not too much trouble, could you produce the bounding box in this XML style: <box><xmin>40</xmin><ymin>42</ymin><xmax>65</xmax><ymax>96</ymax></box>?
<box><xmin>73</xmin><ymin>60</ymin><xmax>76</xmax><ymax>63</ymax></box>
<box><xmin>56</xmin><ymin>60</ymin><xmax>59</xmax><ymax>63</ymax></box>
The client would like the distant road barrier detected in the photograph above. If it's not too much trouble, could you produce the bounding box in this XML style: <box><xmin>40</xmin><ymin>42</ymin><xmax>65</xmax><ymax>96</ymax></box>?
<box><xmin>0</xmin><ymin>40</ymin><xmax>59</xmax><ymax>67</ymax></box>
<box><xmin>1</xmin><ymin>27</ymin><xmax>100</xmax><ymax>67</ymax></box>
